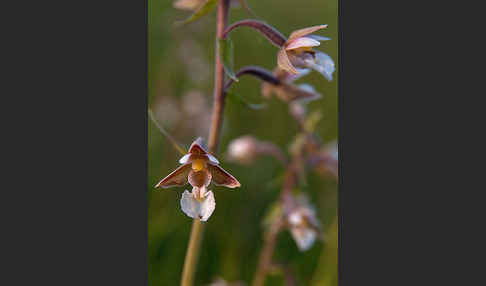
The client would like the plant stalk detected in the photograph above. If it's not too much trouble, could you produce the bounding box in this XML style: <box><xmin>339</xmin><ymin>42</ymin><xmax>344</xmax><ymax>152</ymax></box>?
<box><xmin>180</xmin><ymin>1</ymin><xmax>230</xmax><ymax>285</ymax></box>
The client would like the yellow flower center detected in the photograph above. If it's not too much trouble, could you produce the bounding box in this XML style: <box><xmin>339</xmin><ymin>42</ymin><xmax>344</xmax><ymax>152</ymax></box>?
<box><xmin>292</xmin><ymin>46</ymin><xmax>313</xmax><ymax>54</ymax></box>
<box><xmin>192</xmin><ymin>159</ymin><xmax>206</xmax><ymax>171</ymax></box>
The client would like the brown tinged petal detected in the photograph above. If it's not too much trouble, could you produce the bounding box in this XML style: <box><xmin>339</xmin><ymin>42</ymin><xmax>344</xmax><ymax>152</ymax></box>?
<box><xmin>188</xmin><ymin>169</ymin><xmax>212</xmax><ymax>188</ymax></box>
<box><xmin>278</xmin><ymin>48</ymin><xmax>298</xmax><ymax>75</ymax></box>
<box><xmin>207</xmin><ymin>163</ymin><xmax>241</xmax><ymax>188</ymax></box>
<box><xmin>279</xmin><ymin>82</ymin><xmax>321</xmax><ymax>102</ymax></box>
<box><xmin>287</xmin><ymin>24</ymin><xmax>328</xmax><ymax>43</ymax></box>
<box><xmin>188</xmin><ymin>137</ymin><xmax>208</xmax><ymax>155</ymax></box>
<box><xmin>155</xmin><ymin>163</ymin><xmax>191</xmax><ymax>188</ymax></box>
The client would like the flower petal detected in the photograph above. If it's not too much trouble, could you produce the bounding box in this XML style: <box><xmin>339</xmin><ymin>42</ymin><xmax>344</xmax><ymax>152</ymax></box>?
<box><xmin>279</xmin><ymin>82</ymin><xmax>321</xmax><ymax>102</ymax></box>
<box><xmin>207</xmin><ymin>153</ymin><xmax>220</xmax><ymax>164</ymax></box>
<box><xmin>188</xmin><ymin>137</ymin><xmax>208</xmax><ymax>155</ymax></box>
<box><xmin>277</xmin><ymin>48</ymin><xmax>298</xmax><ymax>75</ymax></box>
<box><xmin>285</xmin><ymin>37</ymin><xmax>320</xmax><ymax>51</ymax></box>
<box><xmin>307</xmin><ymin>35</ymin><xmax>331</xmax><ymax>42</ymax></box>
<box><xmin>155</xmin><ymin>163</ymin><xmax>191</xmax><ymax>188</ymax></box>
<box><xmin>179</xmin><ymin>153</ymin><xmax>192</xmax><ymax>164</ymax></box>
<box><xmin>188</xmin><ymin>169</ymin><xmax>212</xmax><ymax>188</ymax></box>
<box><xmin>207</xmin><ymin>164</ymin><xmax>241</xmax><ymax>188</ymax></box>
<box><xmin>180</xmin><ymin>190</ymin><xmax>216</xmax><ymax>221</ymax></box>
<box><xmin>290</xmin><ymin>227</ymin><xmax>317</xmax><ymax>251</ymax></box>
<box><xmin>305</xmin><ymin>52</ymin><xmax>335</xmax><ymax>81</ymax></box>
<box><xmin>288</xmin><ymin>25</ymin><xmax>328</xmax><ymax>42</ymax></box>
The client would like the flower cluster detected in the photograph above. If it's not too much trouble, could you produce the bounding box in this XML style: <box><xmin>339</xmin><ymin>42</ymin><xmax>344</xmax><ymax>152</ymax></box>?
<box><xmin>155</xmin><ymin>138</ymin><xmax>240</xmax><ymax>221</ymax></box>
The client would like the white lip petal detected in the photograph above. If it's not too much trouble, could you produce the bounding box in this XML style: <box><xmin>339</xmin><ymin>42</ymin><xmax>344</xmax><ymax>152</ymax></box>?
<box><xmin>285</xmin><ymin>37</ymin><xmax>321</xmax><ymax>50</ymax></box>
<box><xmin>306</xmin><ymin>52</ymin><xmax>335</xmax><ymax>81</ymax></box>
<box><xmin>180</xmin><ymin>190</ymin><xmax>216</xmax><ymax>222</ymax></box>
<box><xmin>290</xmin><ymin>228</ymin><xmax>317</xmax><ymax>251</ymax></box>
<box><xmin>179</xmin><ymin>154</ymin><xmax>191</xmax><ymax>164</ymax></box>
<box><xmin>207</xmin><ymin>154</ymin><xmax>219</xmax><ymax>164</ymax></box>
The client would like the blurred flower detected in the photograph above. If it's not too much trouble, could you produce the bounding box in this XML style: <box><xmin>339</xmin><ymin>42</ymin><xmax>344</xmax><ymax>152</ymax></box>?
<box><xmin>227</xmin><ymin>136</ymin><xmax>287</xmax><ymax>165</ymax></box>
<box><xmin>262</xmin><ymin>67</ymin><xmax>321</xmax><ymax>103</ymax></box>
<box><xmin>153</xmin><ymin>96</ymin><xmax>181</xmax><ymax>128</ymax></box>
<box><xmin>155</xmin><ymin>138</ymin><xmax>241</xmax><ymax>221</ymax></box>
<box><xmin>308</xmin><ymin>140</ymin><xmax>338</xmax><ymax>179</ymax></box>
<box><xmin>207</xmin><ymin>278</ymin><xmax>246</xmax><ymax>286</ymax></box>
<box><xmin>182</xmin><ymin>90</ymin><xmax>207</xmax><ymax>117</ymax></box>
<box><xmin>178</xmin><ymin>38</ymin><xmax>210</xmax><ymax>84</ymax></box>
<box><xmin>277</xmin><ymin>25</ymin><xmax>335</xmax><ymax>80</ymax></box>
<box><xmin>174</xmin><ymin>0</ymin><xmax>247</xmax><ymax>11</ymax></box>
<box><xmin>227</xmin><ymin>136</ymin><xmax>260</xmax><ymax>165</ymax></box>
<box><xmin>287</xmin><ymin>195</ymin><xmax>322</xmax><ymax>251</ymax></box>
<box><xmin>173</xmin><ymin>0</ymin><xmax>203</xmax><ymax>11</ymax></box>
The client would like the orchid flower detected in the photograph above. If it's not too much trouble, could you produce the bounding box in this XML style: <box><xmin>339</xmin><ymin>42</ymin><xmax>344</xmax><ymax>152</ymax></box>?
<box><xmin>155</xmin><ymin>138</ymin><xmax>241</xmax><ymax>221</ymax></box>
<box><xmin>277</xmin><ymin>25</ymin><xmax>335</xmax><ymax>80</ymax></box>
<box><xmin>287</xmin><ymin>195</ymin><xmax>322</xmax><ymax>251</ymax></box>
<box><xmin>261</xmin><ymin>67</ymin><xmax>321</xmax><ymax>103</ymax></box>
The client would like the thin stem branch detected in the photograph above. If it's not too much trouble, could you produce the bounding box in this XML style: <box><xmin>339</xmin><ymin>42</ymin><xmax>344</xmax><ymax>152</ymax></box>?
<box><xmin>148</xmin><ymin>109</ymin><xmax>186</xmax><ymax>155</ymax></box>
<box><xmin>252</xmin><ymin>218</ymin><xmax>284</xmax><ymax>286</ymax></box>
<box><xmin>224</xmin><ymin>66</ymin><xmax>280</xmax><ymax>92</ymax></box>
<box><xmin>180</xmin><ymin>1</ymin><xmax>231</xmax><ymax>285</ymax></box>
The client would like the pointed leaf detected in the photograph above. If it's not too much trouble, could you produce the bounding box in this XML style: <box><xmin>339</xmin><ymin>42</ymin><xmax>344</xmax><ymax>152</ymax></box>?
<box><xmin>227</xmin><ymin>91</ymin><xmax>266</xmax><ymax>110</ymax></box>
<box><xmin>219</xmin><ymin>38</ymin><xmax>238</xmax><ymax>82</ymax></box>
<box><xmin>175</xmin><ymin>0</ymin><xmax>218</xmax><ymax>26</ymax></box>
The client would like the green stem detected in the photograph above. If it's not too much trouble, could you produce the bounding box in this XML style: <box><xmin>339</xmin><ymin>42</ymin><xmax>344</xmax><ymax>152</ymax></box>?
<box><xmin>180</xmin><ymin>1</ymin><xmax>230</xmax><ymax>285</ymax></box>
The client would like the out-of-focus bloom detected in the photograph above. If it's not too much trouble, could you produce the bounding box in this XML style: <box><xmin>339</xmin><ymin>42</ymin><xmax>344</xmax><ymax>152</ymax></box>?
<box><xmin>155</xmin><ymin>138</ymin><xmax>241</xmax><ymax>221</ymax></box>
<box><xmin>226</xmin><ymin>136</ymin><xmax>260</xmax><ymax>165</ymax></box>
<box><xmin>153</xmin><ymin>96</ymin><xmax>181</xmax><ymax>128</ymax></box>
<box><xmin>173</xmin><ymin>0</ymin><xmax>204</xmax><ymax>11</ymax></box>
<box><xmin>174</xmin><ymin>0</ymin><xmax>245</xmax><ymax>11</ymax></box>
<box><xmin>261</xmin><ymin>67</ymin><xmax>321</xmax><ymax>103</ymax></box>
<box><xmin>308</xmin><ymin>140</ymin><xmax>338</xmax><ymax>178</ymax></box>
<box><xmin>207</xmin><ymin>278</ymin><xmax>246</xmax><ymax>286</ymax></box>
<box><xmin>287</xmin><ymin>195</ymin><xmax>322</xmax><ymax>251</ymax></box>
<box><xmin>227</xmin><ymin>135</ymin><xmax>287</xmax><ymax>165</ymax></box>
<box><xmin>277</xmin><ymin>25</ymin><xmax>335</xmax><ymax>80</ymax></box>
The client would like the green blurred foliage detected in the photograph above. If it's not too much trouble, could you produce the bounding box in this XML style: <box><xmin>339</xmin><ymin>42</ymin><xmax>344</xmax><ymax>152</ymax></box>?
<box><xmin>148</xmin><ymin>0</ymin><xmax>338</xmax><ymax>285</ymax></box>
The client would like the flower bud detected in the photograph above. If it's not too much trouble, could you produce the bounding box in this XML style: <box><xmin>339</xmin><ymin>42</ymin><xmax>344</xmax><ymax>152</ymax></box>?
<box><xmin>227</xmin><ymin>135</ymin><xmax>260</xmax><ymax>165</ymax></box>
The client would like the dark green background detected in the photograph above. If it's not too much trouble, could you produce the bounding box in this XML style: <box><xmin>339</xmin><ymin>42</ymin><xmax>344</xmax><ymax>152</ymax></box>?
<box><xmin>148</xmin><ymin>0</ymin><xmax>338</xmax><ymax>285</ymax></box>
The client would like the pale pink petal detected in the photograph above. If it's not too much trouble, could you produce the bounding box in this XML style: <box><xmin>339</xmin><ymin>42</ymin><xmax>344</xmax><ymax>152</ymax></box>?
<box><xmin>288</xmin><ymin>25</ymin><xmax>328</xmax><ymax>42</ymax></box>
<box><xmin>277</xmin><ymin>48</ymin><xmax>298</xmax><ymax>75</ymax></box>
<box><xmin>155</xmin><ymin>163</ymin><xmax>191</xmax><ymax>188</ymax></box>
<box><xmin>180</xmin><ymin>190</ymin><xmax>216</xmax><ymax>221</ymax></box>
<box><xmin>285</xmin><ymin>37</ymin><xmax>320</xmax><ymax>51</ymax></box>
<box><xmin>207</xmin><ymin>164</ymin><xmax>241</xmax><ymax>188</ymax></box>
<box><xmin>173</xmin><ymin>0</ymin><xmax>203</xmax><ymax>11</ymax></box>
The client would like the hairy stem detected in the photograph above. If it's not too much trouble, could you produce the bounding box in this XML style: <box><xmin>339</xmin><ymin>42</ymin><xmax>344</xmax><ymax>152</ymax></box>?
<box><xmin>180</xmin><ymin>1</ymin><xmax>231</xmax><ymax>286</ymax></box>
